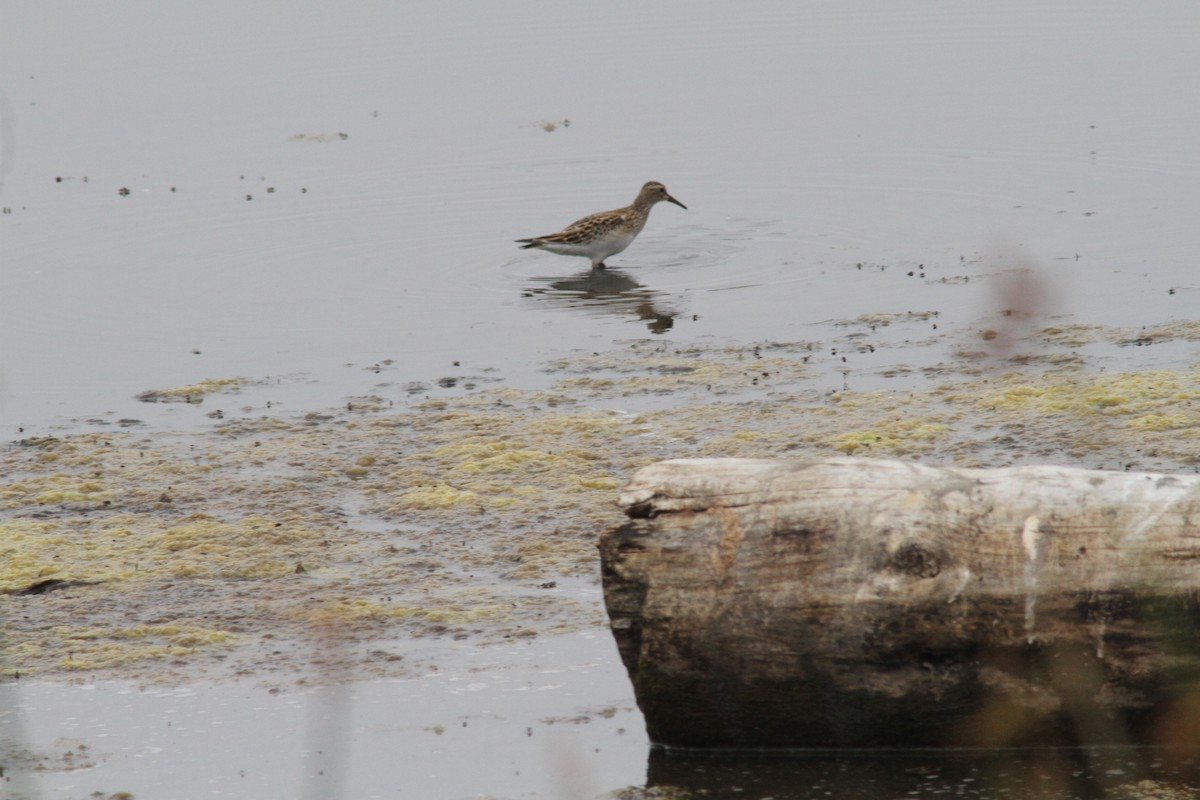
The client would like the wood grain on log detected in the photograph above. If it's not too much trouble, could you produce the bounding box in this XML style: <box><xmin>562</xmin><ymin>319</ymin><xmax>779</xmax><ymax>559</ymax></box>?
<box><xmin>600</xmin><ymin>457</ymin><xmax>1200</xmax><ymax>750</ymax></box>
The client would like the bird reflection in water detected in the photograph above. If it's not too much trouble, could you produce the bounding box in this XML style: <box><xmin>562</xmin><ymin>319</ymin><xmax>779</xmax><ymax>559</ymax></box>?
<box><xmin>522</xmin><ymin>267</ymin><xmax>678</xmax><ymax>334</ymax></box>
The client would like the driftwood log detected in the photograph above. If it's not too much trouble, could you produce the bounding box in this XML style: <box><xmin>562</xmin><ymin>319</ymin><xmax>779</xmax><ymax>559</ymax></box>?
<box><xmin>600</xmin><ymin>457</ymin><xmax>1200</xmax><ymax>750</ymax></box>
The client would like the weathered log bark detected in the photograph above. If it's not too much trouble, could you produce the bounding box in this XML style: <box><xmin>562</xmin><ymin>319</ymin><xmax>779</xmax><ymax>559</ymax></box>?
<box><xmin>600</xmin><ymin>457</ymin><xmax>1200</xmax><ymax>750</ymax></box>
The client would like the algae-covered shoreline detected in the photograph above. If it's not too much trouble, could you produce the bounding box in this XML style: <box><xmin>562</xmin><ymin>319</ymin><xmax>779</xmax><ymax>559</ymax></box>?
<box><xmin>3</xmin><ymin>327</ymin><xmax>1199</xmax><ymax>684</ymax></box>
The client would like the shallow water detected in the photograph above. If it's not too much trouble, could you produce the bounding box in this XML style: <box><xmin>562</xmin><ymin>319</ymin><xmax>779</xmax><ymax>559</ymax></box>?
<box><xmin>1</xmin><ymin>632</ymin><xmax>646</xmax><ymax>800</ymax></box>
<box><xmin>3</xmin><ymin>3</ymin><xmax>1200</xmax><ymax>798</ymax></box>
<box><xmin>4</xmin><ymin>3</ymin><xmax>1199</xmax><ymax>433</ymax></box>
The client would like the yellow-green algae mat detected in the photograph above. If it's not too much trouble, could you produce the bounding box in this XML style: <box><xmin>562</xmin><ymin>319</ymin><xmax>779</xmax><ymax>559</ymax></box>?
<box><xmin>2</xmin><ymin>330</ymin><xmax>1200</xmax><ymax>683</ymax></box>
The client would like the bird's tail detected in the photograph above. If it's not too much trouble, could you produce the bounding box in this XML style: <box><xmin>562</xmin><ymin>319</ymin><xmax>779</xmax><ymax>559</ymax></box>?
<box><xmin>515</xmin><ymin>239</ymin><xmax>540</xmax><ymax>249</ymax></box>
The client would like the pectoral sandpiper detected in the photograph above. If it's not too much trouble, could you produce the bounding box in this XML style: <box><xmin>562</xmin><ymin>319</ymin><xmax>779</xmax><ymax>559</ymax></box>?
<box><xmin>516</xmin><ymin>181</ymin><xmax>686</xmax><ymax>270</ymax></box>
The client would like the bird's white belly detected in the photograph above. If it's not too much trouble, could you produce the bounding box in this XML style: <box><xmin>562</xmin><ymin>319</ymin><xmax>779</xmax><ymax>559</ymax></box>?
<box><xmin>542</xmin><ymin>231</ymin><xmax>636</xmax><ymax>261</ymax></box>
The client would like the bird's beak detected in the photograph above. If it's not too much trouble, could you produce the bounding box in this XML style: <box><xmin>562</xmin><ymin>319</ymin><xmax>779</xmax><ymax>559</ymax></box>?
<box><xmin>667</xmin><ymin>194</ymin><xmax>687</xmax><ymax>210</ymax></box>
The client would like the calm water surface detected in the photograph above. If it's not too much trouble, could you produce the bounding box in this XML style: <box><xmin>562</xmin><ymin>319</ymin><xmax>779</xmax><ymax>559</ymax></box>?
<box><xmin>3</xmin><ymin>3</ymin><xmax>1200</xmax><ymax>798</ymax></box>
<box><xmin>3</xmin><ymin>2</ymin><xmax>1198</xmax><ymax>433</ymax></box>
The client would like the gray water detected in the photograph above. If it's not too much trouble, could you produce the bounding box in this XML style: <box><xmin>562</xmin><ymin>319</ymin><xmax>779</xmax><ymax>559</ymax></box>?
<box><xmin>1</xmin><ymin>632</ymin><xmax>646</xmax><ymax>800</ymax></box>
<box><xmin>4</xmin><ymin>3</ymin><xmax>1199</xmax><ymax>434</ymax></box>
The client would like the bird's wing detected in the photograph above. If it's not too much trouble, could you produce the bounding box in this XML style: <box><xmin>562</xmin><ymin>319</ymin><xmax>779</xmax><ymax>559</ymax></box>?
<box><xmin>536</xmin><ymin>210</ymin><xmax>628</xmax><ymax>244</ymax></box>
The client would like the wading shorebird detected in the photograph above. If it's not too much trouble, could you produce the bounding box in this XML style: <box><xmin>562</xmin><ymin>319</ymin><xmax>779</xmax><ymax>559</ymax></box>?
<box><xmin>515</xmin><ymin>181</ymin><xmax>686</xmax><ymax>270</ymax></box>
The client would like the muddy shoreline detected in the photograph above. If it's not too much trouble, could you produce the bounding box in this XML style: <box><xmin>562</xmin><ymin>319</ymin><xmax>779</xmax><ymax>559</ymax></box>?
<box><xmin>3</xmin><ymin>323</ymin><xmax>1199</xmax><ymax>687</ymax></box>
